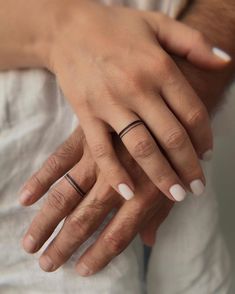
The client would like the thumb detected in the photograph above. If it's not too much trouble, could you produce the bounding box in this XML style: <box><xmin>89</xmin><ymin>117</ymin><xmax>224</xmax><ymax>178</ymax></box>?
<box><xmin>146</xmin><ymin>12</ymin><xmax>231</xmax><ymax>69</ymax></box>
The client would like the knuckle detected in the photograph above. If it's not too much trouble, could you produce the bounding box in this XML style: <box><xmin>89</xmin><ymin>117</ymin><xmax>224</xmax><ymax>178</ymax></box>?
<box><xmin>103</xmin><ymin>233</ymin><xmax>126</xmax><ymax>255</ymax></box>
<box><xmin>187</xmin><ymin>108</ymin><xmax>208</xmax><ymax>128</ymax></box>
<box><xmin>47</xmin><ymin>188</ymin><xmax>66</xmax><ymax>212</ymax></box>
<box><xmin>44</xmin><ymin>154</ymin><xmax>61</xmax><ymax>175</ymax></box>
<box><xmin>154</xmin><ymin>168</ymin><xmax>172</xmax><ymax>185</ymax></box>
<box><xmin>116</xmin><ymin>66</ymin><xmax>142</xmax><ymax>94</ymax></box>
<box><xmin>132</xmin><ymin>139</ymin><xmax>156</xmax><ymax>159</ymax></box>
<box><xmin>92</xmin><ymin>143</ymin><xmax>110</xmax><ymax>160</ymax></box>
<box><xmin>127</xmin><ymin>72</ymin><xmax>142</xmax><ymax>92</ymax></box>
<box><xmin>86</xmin><ymin>198</ymin><xmax>107</xmax><ymax>211</ymax></box>
<box><xmin>66</xmin><ymin>215</ymin><xmax>87</xmax><ymax>238</ymax></box>
<box><xmin>57</xmin><ymin>141</ymin><xmax>77</xmax><ymax>159</ymax></box>
<box><xmin>164</xmin><ymin>129</ymin><xmax>188</xmax><ymax>150</ymax></box>
<box><xmin>27</xmin><ymin>172</ymin><xmax>44</xmax><ymax>191</ymax></box>
<box><xmin>50</xmin><ymin>243</ymin><xmax>65</xmax><ymax>260</ymax></box>
<box><xmin>66</xmin><ymin>211</ymin><xmax>90</xmax><ymax>238</ymax></box>
<box><xmin>158</xmin><ymin>54</ymin><xmax>174</xmax><ymax>73</ymax></box>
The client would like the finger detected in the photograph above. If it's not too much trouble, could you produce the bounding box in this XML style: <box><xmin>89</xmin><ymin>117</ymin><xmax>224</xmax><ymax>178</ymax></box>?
<box><xmin>81</xmin><ymin>117</ymin><xmax>135</xmax><ymax>200</ymax></box>
<box><xmin>38</xmin><ymin>176</ymin><xmax>121</xmax><ymax>272</ymax></box>
<box><xmin>107</xmin><ymin>107</ymin><xmax>187</xmax><ymax>202</ymax></box>
<box><xmin>22</xmin><ymin>151</ymin><xmax>96</xmax><ymax>254</ymax></box>
<box><xmin>134</xmin><ymin>95</ymin><xmax>206</xmax><ymax>196</ymax></box>
<box><xmin>139</xmin><ymin>197</ymin><xmax>174</xmax><ymax>247</ymax></box>
<box><xmin>153</xmin><ymin>49</ymin><xmax>213</xmax><ymax>162</ymax></box>
<box><xmin>146</xmin><ymin>12</ymin><xmax>231</xmax><ymax>68</ymax></box>
<box><xmin>74</xmin><ymin>184</ymin><xmax>162</xmax><ymax>276</ymax></box>
<box><xmin>19</xmin><ymin>127</ymin><xmax>85</xmax><ymax>206</ymax></box>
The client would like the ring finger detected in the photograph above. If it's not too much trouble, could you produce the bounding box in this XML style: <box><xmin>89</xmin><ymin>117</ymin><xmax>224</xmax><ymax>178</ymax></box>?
<box><xmin>106</xmin><ymin>107</ymin><xmax>187</xmax><ymax>202</ymax></box>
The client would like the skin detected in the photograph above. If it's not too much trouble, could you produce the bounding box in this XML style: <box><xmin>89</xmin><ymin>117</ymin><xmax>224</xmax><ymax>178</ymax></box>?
<box><xmin>0</xmin><ymin>0</ymin><xmax>234</xmax><ymax>277</ymax></box>
<box><xmin>0</xmin><ymin>0</ymin><xmax>230</xmax><ymax>201</ymax></box>
<box><xmin>19</xmin><ymin>0</ymin><xmax>235</xmax><ymax>276</ymax></box>
<box><xmin>21</xmin><ymin>128</ymin><xmax>174</xmax><ymax>275</ymax></box>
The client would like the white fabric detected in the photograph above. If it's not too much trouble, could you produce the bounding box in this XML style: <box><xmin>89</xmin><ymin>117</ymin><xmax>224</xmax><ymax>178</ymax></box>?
<box><xmin>0</xmin><ymin>0</ymin><xmax>232</xmax><ymax>293</ymax></box>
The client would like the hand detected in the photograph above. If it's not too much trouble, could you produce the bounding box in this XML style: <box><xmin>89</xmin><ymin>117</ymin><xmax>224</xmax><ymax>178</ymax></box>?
<box><xmin>20</xmin><ymin>127</ymin><xmax>174</xmax><ymax>275</ymax></box>
<box><xmin>44</xmin><ymin>0</ymin><xmax>230</xmax><ymax>201</ymax></box>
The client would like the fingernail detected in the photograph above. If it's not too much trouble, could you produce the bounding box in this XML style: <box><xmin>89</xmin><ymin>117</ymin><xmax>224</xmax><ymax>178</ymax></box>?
<box><xmin>39</xmin><ymin>256</ymin><xmax>55</xmax><ymax>272</ymax></box>
<box><xmin>190</xmin><ymin>179</ymin><xmax>205</xmax><ymax>196</ymax></box>
<box><xmin>23</xmin><ymin>235</ymin><xmax>37</xmax><ymax>253</ymax></box>
<box><xmin>169</xmin><ymin>184</ymin><xmax>186</xmax><ymax>202</ymax></box>
<box><xmin>19</xmin><ymin>189</ymin><xmax>32</xmax><ymax>204</ymax></box>
<box><xmin>202</xmin><ymin>149</ymin><xmax>213</xmax><ymax>161</ymax></box>
<box><xmin>76</xmin><ymin>263</ymin><xmax>91</xmax><ymax>276</ymax></box>
<box><xmin>118</xmin><ymin>183</ymin><xmax>134</xmax><ymax>200</ymax></box>
<box><xmin>212</xmin><ymin>47</ymin><xmax>231</xmax><ymax>62</ymax></box>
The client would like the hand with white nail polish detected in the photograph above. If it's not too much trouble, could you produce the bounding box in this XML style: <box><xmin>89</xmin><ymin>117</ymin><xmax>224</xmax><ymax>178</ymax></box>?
<box><xmin>2</xmin><ymin>0</ymin><xmax>231</xmax><ymax>202</ymax></box>
<box><xmin>33</xmin><ymin>0</ymin><xmax>230</xmax><ymax>202</ymax></box>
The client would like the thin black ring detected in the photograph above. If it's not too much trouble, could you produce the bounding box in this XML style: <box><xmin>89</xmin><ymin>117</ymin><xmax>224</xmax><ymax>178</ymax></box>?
<box><xmin>118</xmin><ymin>119</ymin><xmax>144</xmax><ymax>139</ymax></box>
<box><xmin>64</xmin><ymin>173</ymin><xmax>86</xmax><ymax>197</ymax></box>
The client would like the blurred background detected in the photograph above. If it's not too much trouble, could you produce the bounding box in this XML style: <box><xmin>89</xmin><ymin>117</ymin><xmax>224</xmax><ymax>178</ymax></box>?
<box><xmin>212</xmin><ymin>87</ymin><xmax>235</xmax><ymax>293</ymax></box>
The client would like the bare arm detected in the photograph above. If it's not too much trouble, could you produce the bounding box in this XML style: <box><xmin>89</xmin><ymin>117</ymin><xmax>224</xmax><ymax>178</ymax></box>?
<box><xmin>177</xmin><ymin>0</ymin><xmax>235</xmax><ymax>112</ymax></box>
<box><xmin>0</xmin><ymin>0</ymin><xmax>56</xmax><ymax>69</ymax></box>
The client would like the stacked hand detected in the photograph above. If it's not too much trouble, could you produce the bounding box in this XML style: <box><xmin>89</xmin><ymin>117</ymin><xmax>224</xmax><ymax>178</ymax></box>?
<box><xmin>43</xmin><ymin>0</ymin><xmax>229</xmax><ymax>201</ymax></box>
<box><xmin>21</xmin><ymin>127</ymin><xmax>174</xmax><ymax>276</ymax></box>
<box><xmin>19</xmin><ymin>0</ymin><xmax>231</xmax><ymax>276</ymax></box>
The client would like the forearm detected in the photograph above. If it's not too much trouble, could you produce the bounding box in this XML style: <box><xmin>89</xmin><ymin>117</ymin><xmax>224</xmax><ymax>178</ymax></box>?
<box><xmin>0</xmin><ymin>0</ymin><xmax>58</xmax><ymax>70</ymax></box>
<box><xmin>177</xmin><ymin>0</ymin><xmax>235</xmax><ymax>113</ymax></box>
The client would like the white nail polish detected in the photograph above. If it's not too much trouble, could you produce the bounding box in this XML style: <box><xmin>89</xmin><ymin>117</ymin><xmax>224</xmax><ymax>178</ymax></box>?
<box><xmin>169</xmin><ymin>184</ymin><xmax>186</xmax><ymax>202</ymax></box>
<box><xmin>118</xmin><ymin>183</ymin><xmax>134</xmax><ymax>200</ymax></box>
<box><xmin>190</xmin><ymin>179</ymin><xmax>205</xmax><ymax>196</ymax></box>
<box><xmin>212</xmin><ymin>47</ymin><xmax>232</xmax><ymax>62</ymax></box>
<box><xmin>202</xmin><ymin>149</ymin><xmax>213</xmax><ymax>161</ymax></box>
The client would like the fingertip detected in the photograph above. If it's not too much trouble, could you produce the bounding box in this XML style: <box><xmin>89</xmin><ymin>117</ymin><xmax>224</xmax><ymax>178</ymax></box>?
<box><xmin>76</xmin><ymin>262</ymin><xmax>93</xmax><ymax>277</ymax></box>
<box><xmin>22</xmin><ymin>234</ymin><xmax>38</xmax><ymax>253</ymax></box>
<box><xmin>39</xmin><ymin>255</ymin><xmax>56</xmax><ymax>272</ymax></box>
<box><xmin>212</xmin><ymin>47</ymin><xmax>232</xmax><ymax>63</ymax></box>
<box><xmin>19</xmin><ymin>189</ymin><xmax>33</xmax><ymax>206</ymax></box>
<box><xmin>118</xmin><ymin>183</ymin><xmax>134</xmax><ymax>200</ymax></box>
<box><xmin>141</xmin><ymin>232</ymin><xmax>157</xmax><ymax>247</ymax></box>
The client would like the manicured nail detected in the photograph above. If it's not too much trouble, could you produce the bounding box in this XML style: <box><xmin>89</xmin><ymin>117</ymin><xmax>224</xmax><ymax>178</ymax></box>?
<box><xmin>76</xmin><ymin>263</ymin><xmax>91</xmax><ymax>276</ymax></box>
<box><xmin>169</xmin><ymin>184</ymin><xmax>186</xmax><ymax>202</ymax></box>
<box><xmin>190</xmin><ymin>179</ymin><xmax>205</xmax><ymax>196</ymax></box>
<box><xmin>202</xmin><ymin>149</ymin><xmax>213</xmax><ymax>161</ymax></box>
<box><xmin>118</xmin><ymin>183</ymin><xmax>134</xmax><ymax>200</ymax></box>
<box><xmin>23</xmin><ymin>235</ymin><xmax>37</xmax><ymax>253</ymax></box>
<box><xmin>212</xmin><ymin>47</ymin><xmax>231</xmax><ymax>62</ymax></box>
<box><xmin>39</xmin><ymin>256</ymin><xmax>55</xmax><ymax>272</ymax></box>
<box><xmin>19</xmin><ymin>189</ymin><xmax>32</xmax><ymax>204</ymax></box>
